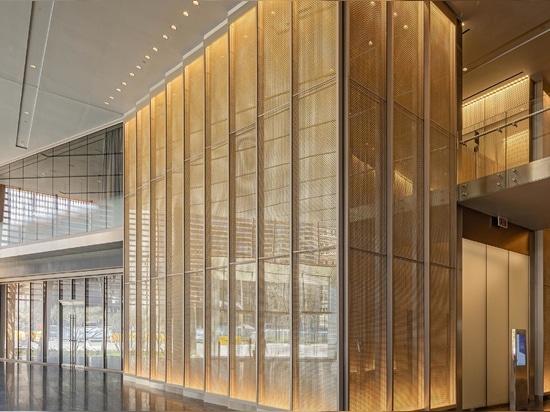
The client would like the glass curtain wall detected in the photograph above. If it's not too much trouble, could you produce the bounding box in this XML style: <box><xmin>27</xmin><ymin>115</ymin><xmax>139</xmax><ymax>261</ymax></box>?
<box><xmin>124</xmin><ymin>2</ymin><xmax>339</xmax><ymax>410</ymax></box>
<box><xmin>3</xmin><ymin>275</ymin><xmax>122</xmax><ymax>369</ymax></box>
<box><xmin>347</xmin><ymin>2</ymin><xmax>457</xmax><ymax>411</ymax></box>
<box><xmin>0</xmin><ymin>126</ymin><xmax>122</xmax><ymax>246</ymax></box>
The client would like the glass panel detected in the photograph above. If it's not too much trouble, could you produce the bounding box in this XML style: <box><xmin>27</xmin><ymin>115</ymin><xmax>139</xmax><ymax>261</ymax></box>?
<box><xmin>166</xmin><ymin>274</ymin><xmax>184</xmax><ymax>384</ymax></box>
<box><xmin>207</xmin><ymin>267</ymin><xmax>228</xmax><ymax>395</ymax></box>
<box><xmin>137</xmin><ymin>280</ymin><xmax>150</xmax><ymax>378</ymax></box>
<box><xmin>125</xmin><ymin>116</ymin><xmax>137</xmax><ymax>194</ymax></box>
<box><xmin>126</xmin><ymin>281</ymin><xmax>137</xmax><ymax>375</ymax></box>
<box><xmin>106</xmin><ymin>275</ymin><xmax>122</xmax><ymax>370</ymax></box>
<box><xmin>348</xmin><ymin>250</ymin><xmax>387</xmax><ymax>410</ymax></box>
<box><xmin>61</xmin><ymin>301</ymin><xmax>85</xmax><ymax>367</ymax></box>
<box><xmin>258</xmin><ymin>257</ymin><xmax>291</xmax><ymax>409</ymax></box>
<box><xmin>23</xmin><ymin>155</ymin><xmax>38</xmax><ymax>242</ymax></box>
<box><xmin>185</xmin><ymin>271</ymin><xmax>204</xmax><ymax>390</ymax></box>
<box><xmin>88</xmin><ymin>133</ymin><xmax>106</xmax><ymax>231</ymax></box>
<box><xmin>53</xmin><ymin>144</ymin><xmax>70</xmax><ymax>238</ymax></box>
<box><xmin>17</xmin><ymin>283</ymin><xmax>30</xmax><ymax>361</ymax></box>
<box><xmin>86</xmin><ymin>278</ymin><xmax>104</xmax><ymax>368</ymax></box>
<box><xmin>231</xmin><ymin>263</ymin><xmax>257</xmax><ymax>401</ymax></box>
<box><xmin>30</xmin><ymin>282</ymin><xmax>44</xmax><ymax>361</ymax></box>
<box><xmin>295</xmin><ymin>250</ymin><xmax>338</xmax><ymax>411</ymax></box>
<box><xmin>393</xmin><ymin>258</ymin><xmax>424</xmax><ymax>411</ymax></box>
<box><xmin>69</xmin><ymin>137</ymin><xmax>89</xmax><ymax>235</ymax></box>
<box><xmin>6</xmin><ymin>284</ymin><xmax>16</xmax><ymax>359</ymax></box>
<box><xmin>74</xmin><ymin>279</ymin><xmax>85</xmax><ymax>367</ymax></box>
<box><xmin>46</xmin><ymin>280</ymin><xmax>60</xmax><ymax>363</ymax></box>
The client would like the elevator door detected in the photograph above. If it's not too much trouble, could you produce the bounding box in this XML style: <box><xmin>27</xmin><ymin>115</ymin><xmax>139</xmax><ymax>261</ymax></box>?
<box><xmin>60</xmin><ymin>300</ymin><xmax>85</xmax><ymax>368</ymax></box>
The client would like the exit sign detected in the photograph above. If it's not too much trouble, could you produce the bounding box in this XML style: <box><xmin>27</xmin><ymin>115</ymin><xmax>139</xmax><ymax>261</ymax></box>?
<box><xmin>497</xmin><ymin>216</ymin><xmax>508</xmax><ymax>228</ymax></box>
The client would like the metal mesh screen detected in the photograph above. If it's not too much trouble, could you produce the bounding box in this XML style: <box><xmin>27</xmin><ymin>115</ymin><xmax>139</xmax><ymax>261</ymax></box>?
<box><xmin>294</xmin><ymin>249</ymin><xmax>338</xmax><ymax>411</ymax></box>
<box><xmin>185</xmin><ymin>58</ymin><xmax>204</xmax><ymax>159</ymax></box>
<box><xmin>348</xmin><ymin>84</ymin><xmax>386</xmax><ymax>255</ymax></box>
<box><xmin>206</xmin><ymin>267</ymin><xmax>229</xmax><ymax>395</ymax></box>
<box><xmin>233</xmin><ymin>129</ymin><xmax>256</xmax><ymax>262</ymax></box>
<box><xmin>151</xmin><ymin>277</ymin><xmax>166</xmax><ymax>381</ymax></box>
<box><xmin>206</xmin><ymin>35</ymin><xmax>228</xmax><ymax>148</ymax></box>
<box><xmin>348</xmin><ymin>249</ymin><xmax>387</xmax><ymax>410</ymax></box>
<box><xmin>206</xmin><ymin>144</ymin><xmax>228</xmax><ymax>268</ymax></box>
<box><xmin>124</xmin><ymin>117</ymin><xmax>137</xmax><ymax>194</ymax></box>
<box><xmin>166</xmin><ymin>274</ymin><xmax>184</xmax><ymax>385</ymax></box>
<box><xmin>184</xmin><ymin>270</ymin><xmax>204</xmax><ymax>389</ymax></box>
<box><xmin>230</xmin><ymin>262</ymin><xmax>257</xmax><ymax>401</ymax></box>
<box><xmin>185</xmin><ymin>155</ymin><xmax>204</xmax><ymax>272</ymax></box>
<box><xmin>393</xmin><ymin>258</ymin><xmax>424</xmax><ymax>411</ymax></box>
<box><xmin>167</xmin><ymin>74</ymin><xmax>183</xmax><ymax>173</ymax></box>
<box><xmin>137</xmin><ymin>106</ymin><xmax>151</xmax><ymax>189</ymax></box>
<box><xmin>258</xmin><ymin>2</ymin><xmax>290</xmax><ymax>115</ymax></box>
<box><xmin>544</xmin><ymin>230</ymin><xmax>550</xmax><ymax>392</ymax></box>
<box><xmin>258</xmin><ymin>108</ymin><xmax>291</xmax><ymax>259</ymax></box>
<box><xmin>151</xmin><ymin>179</ymin><xmax>166</xmax><ymax>279</ymax></box>
<box><xmin>393</xmin><ymin>1</ymin><xmax>424</xmax><ymax>117</ymax></box>
<box><xmin>125</xmin><ymin>280</ymin><xmax>137</xmax><ymax>374</ymax></box>
<box><xmin>151</xmin><ymin>91</ymin><xmax>166</xmax><ymax>179</ymax></box>
<box><xmin>393</xmin><ymin>106</ymin><xmax>424</xmax><ymax>261</ymax></box>
<box><xmin>258</xmin><ymin>257</ymin><xmax>291</xmax><ymax>408</ymax></box>
<box><xmin>294</xmin><ymin>82</ymin><xmax>338</xmax><ymax>252</ymax></box>
<box><xmin>137</xmin><ymin>279</ymin><xmax>150</xmax><ymax>378</ymax></box>
<box><xmin>167</xmin><ymin>168</ymin><xmax>183</xmax><ymax>275</ymax></box>
<box><xmin>430</xmin><ymin>265</ymin><xmax>456</xmax><ymax>408</ymax></box>
<box><xmin>430</xmin><ymin>6</ymin><xmax>452</xmax><ymax>132</ymax></box>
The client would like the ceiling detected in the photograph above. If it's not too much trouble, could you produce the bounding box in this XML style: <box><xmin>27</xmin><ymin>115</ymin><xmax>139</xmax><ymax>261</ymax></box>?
<box><xmin>1</xmin><ymin>0</ymin><xmax>549</xmax><ymax>167</ymax></box>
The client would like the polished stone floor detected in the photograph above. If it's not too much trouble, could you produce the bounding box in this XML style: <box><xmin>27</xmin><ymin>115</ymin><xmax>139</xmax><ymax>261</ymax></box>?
<box><xmin>0</xmin><ymin>362</ymin><xmax>229</xmax><ymax>411</ymax></box>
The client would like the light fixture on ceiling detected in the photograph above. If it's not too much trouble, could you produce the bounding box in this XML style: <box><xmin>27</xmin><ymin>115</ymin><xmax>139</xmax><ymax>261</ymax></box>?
<box><xmin>162</xmin><ymin>34</ymin><xmax>169</xmax><ymax>40</ymax></box>
<box><xmin>29</xmin><ymin>64</ymin><xmax>37</xmax><ymax>69</ymax></box>
<box><xmin>116</xmin><ymin>88</ymin><xmax>121</xmax><ymax>92</ymax></box>
<box><xmin>122</xmin><ymin>81</ymin><xmax>127</xmax><ymax>86</ymax></box>
<box><xmin>193</xmin><ymin>0</ymin><xmax>199</xmax><ymax>5</ymax></box>
<box><xmin>171</xmin><ymin>25</ymin><xmax>177</xmax><ymax>30</ymax></box>
<box><xmin>153</xmin><ymin>46</ymin><xmax>158</xmax><ymax>52</ymax></box>
<box><xmin>130</xmin><ymin>72</ymin><xmax>135</xmax><ymax>77</ymax></box>
<box><xmin>24</xmin><ymin>111</ymin><xmax>29</xmax><ymax>115</ymax></box>
<box><xmin>109</xmin><ymin>96</ymin><xmax>114</xmax><ymax>100</ymax></box>
<box><xmin>145</xmin><ymin>55</ymin><xmax>151</xmax><ymax>60</ymax></box>
<box><xmin>136</xmin><ymin>65</ymin><xmax>142</xmax><ymax>70</ymax></box>
<box><xmin>183</xmin><ymin>11</ymin><xmax>189</xmax><ymax>17</ymax></box>
<box><xmin>104</xmin><ymin>102</ymin><xmax>110</xmax><ymax>105</ymax></box>
<box><xmin>463</xmin><ymin>67</ymin><xmax>468</xmax><ymax>72</ymax></box>
<box><xmin>403</xmin><ymin>24</ymin><xmax>408</xmax><ymax>30</ymax></box>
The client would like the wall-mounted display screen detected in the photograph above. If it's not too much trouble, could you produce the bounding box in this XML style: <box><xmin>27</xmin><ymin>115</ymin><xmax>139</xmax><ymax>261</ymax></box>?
<box><xmin>517</xmin><ymin>332</ymin><xmax>527</xmax><ymax>366</ymax></box>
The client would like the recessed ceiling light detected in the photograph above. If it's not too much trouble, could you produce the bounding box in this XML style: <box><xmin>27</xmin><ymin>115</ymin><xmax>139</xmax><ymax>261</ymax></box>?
<box><xmin>193</xmin><ymin>0</ymin><xmax>199</xmax><ymax>5</ymax></box>
<box><xmin>463</xmin><ymin>67</ymin><xmax>468</xmax><ymax>72</ymax></box>
<box><xmin>109</xmin><ymin>96</ymin><xmax>114</xmax><ymax>100</ymax></box>
<box><xmin>171</xmin><ymin>25</ymin><xmax>177</xmax><ymax>30</ymax></box>
<box><xmin>136</xmin><ymin>65</ymin><xmax>142</xmax><ymax>70</ymax></box>
<box><xmin>183</xmin><ymin>11</ymin><xmax>189</xmax><ymax>17</ymax></box>
<box><xmin>122</xmin><ymin>81</ymin><xmax>127</xmax><ymax>86</ymax></box>
<box><xmin>153</xmin><ymin>47</ymin><xmax>158</xmax><ymax>52</ymax></box>
<box><xmin>370</xmin><ymin>1</ymin><xmax>375</xmax><ymax>5</ymax></box>
<box><xmin>130</xmin><ymin>72</ymin><xmax>135</xmax><ymax>77</ymax></box>
<box><xmin>403</xmin><ymin>24</ymin><xmax>408</xmax><ymax>30</ymax></box>
<box><xmin>29</xmin><ymin>64</ymin><xmax>36</xmax><ymax>69</ymax></box>
<box><xmin>162</xmin><ymin>34</ymin><xmax>169</xmax><ymax>40</ymax></box>
<box><xmin>462</xmin><ymin>22</ymin><xmax>465</xmax><ymax>27</ymax></box>
<box><xmin>145</xmin><ymin>55</ymin><xmax>151</xmax><ymax>60</ymax></box>
<box><xmin>105</xmin><ymin>102</ymin><xmax>110</xmax><ymax>105</ymax></box>
<box><xmin>368</xmin><ymin>41</ymin><xmax>373</xmax><ymax>46</ymax></box>
<box><xmin>116</xmin><ymin>88</ymin><xmax>121</xmax><ymax>92</ymax></box>
<box><xmin>393</xmin><ymin>12</ymin><xmax>398</xmax><ymax>17</ymax></box>
<box><xmin>24</xmin><ymin>111</ymin><xmax>29</xmax><ymax>115</ymax></box>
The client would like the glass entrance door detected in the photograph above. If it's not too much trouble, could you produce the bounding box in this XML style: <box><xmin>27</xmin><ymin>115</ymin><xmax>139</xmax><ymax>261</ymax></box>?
<box><xmin>60</xmin><ymin>300</ymin><xmax>85</xmax><ymax>367</ymax></box>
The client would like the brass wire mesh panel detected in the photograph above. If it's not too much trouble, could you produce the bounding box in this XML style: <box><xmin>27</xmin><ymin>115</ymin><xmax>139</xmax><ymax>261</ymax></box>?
<box><xmin>125</xmin><ymin>281</ymin><xmax>137</xmax><ymax>374</ymax></box>
<box><xmin>393</xmin><ymin>258</ymin><xmax>424</xmax><ymax>411</ymax></box>
<box><xmin>137</xmin><ymin>106</ymin><xmax>151</xmax><ymax>189</ymax></box>
<box><xmin>430</xmin><ymin>266</ymin><xmax>456</xmax><ymax>408</ymax></box>
<box><xmin>185</xmin><ymin>155</ymin><xmax>204</xmax><ymax>272</ymax></box>
<box><xmin>137</xmin><ymin>187</ymin><xmax>151</xmax><ymax>283</ymax></box>
<box><xmin>258</xmin><ymin>257</ymin><xmax>291</xmax><ymax>409</ymax></box>
<box><xmin>393</xmin><ymin>106</ymin><xmax>424</xmax><ymax>261</ymax></box>
<box><xmin>294</xmin><ymin>82</ymin><xmax>338</xmax><ymax>252</ymax></box>
<box><xmin>348</xmin><ymin>85</ymin><xmax>386</xmax><ymax>255</ymax></box>
<box><xmin>185</xmin><ymin>271</ymin><xmax>205</xmax><ymax>390</ymax></box>
<box><xmin>206</xmin><ymin>35</ymin><xmax>228</xmax><ymax>148</ymax></box>
<box><xmin>151</xmin><ymin>179</ymin><xmax>166</xmax><ymax>279</ymax></box>
<box><xmin>258</xmin><ymin>2</ymin><xmax>291</xmax><ymax>115</ymax></box>
<box><xmin>233</xmin><ymin>129</ymin><xmax>256</xmax><ymax>262</ymax></box>
<box><xmin>544</xmin><ymin>230</ymin><xmax>550</xmax><ymax>392</ymax></box>
<box><xmin>166</xmin><ymin>274</ymin><xmax>184</xmax><ymax>385</ymax></box>
<box><xmin>124</xmin><ymin>117</ymin><xmax>137</xmax><ymax>194</ymax></box>
<box><xmin>186</xmin><ymin>58</ymin><xmax>205</xmax><ymax>159</ymax></box>
<box><xmin>125</xmin><ymin>194</ymin><xmax>137</xmax><ymax>284</ymax></box>
<box><xmin>348</xmin><ymin>250</ymin><xmax>387</xmax><ymax>411</ymax></box>
<box><xmin>151</xmin><ymin>91</ymin><xmax>166</xmax><ymax>179</ymax></box>
<box><xmin>231</xmin><ymin>10</ymin><xmax>256</xmax><ymax>132</ymax></box>
<box><xmin>230</xmin><ymin>262</ymin><xmax>257</xmax><ymax>401</ymax></box>
<box><xmin>206</xmin><ymin>144</ymin><xmax>228</xmax><ymax>268</ymax></box>
<box><xmin>294</xmin><ymin>249</ymin><xmax>338</xmax><ymax>411</ymax></box>
<box><xmin>137</xmin><ymin>279</ymin><xmax>150</xmax><ymax>378</ymax></box>
<box><xmin>151</xmin><ymin>277</ymin><xmax>166</xmax><ymax>381</ymax></box>
<box><xmin>349</xmin><ymin>1</ymin><xmax>386</xmax><ymax>99</ymax></box>
<box><xmin>6</xmin><ymin>283</ymin><xmax>15</xmax><ymax>359</ymax></box>
<box><xmin>167</xmin><ymin>169</ymin><xmax>183</xmax><ymax>275</ymax></box>
<box><xmin>206</xmin><ymin>267</ymin><xmax>229</xmax><ymax>395</ymax></box>
<box><xmin>393</xmin><ymin>1</ymin><xmax>424</xmax><ymax>117</ymax></box>
<box><xmin>259</xmin><ymin>109</ymin><xmax>291</xmax><ymax>259</ymax></box>
<box><xmin>167</xmin><ymin>74</ymin><xmax>183</xmax><ymax>173</ymax></box>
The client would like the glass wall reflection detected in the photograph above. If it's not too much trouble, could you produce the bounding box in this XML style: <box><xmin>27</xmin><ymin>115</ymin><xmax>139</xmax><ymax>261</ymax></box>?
<box><xmin>0</xmin><ymin>125</ymin><xmax>122</xmax><ymax>246</ymax></box>
<box><xmin>3</xmin><ymin>275</ymin><xmax>122</xmax><ymax>370</ymax></box>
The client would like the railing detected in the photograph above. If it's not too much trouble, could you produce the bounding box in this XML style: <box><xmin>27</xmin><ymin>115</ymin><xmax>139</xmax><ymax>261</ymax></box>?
<box><xmin>458</xmin><ymin>93</ymin><xmax>550</xmax><ymax>184</ymax></box>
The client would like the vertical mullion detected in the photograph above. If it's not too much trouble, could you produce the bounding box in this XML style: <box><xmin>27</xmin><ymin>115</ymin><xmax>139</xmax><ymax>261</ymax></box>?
<box><xmin>202</xmin><ymin>50</ymin><xmax>208</xmax><ymax>393</ymax></box>
<box><xmin>423</xmin><ymin>1</ymin><xmax>431</xmax><ymax>409</ymax></box>
<box><xmin>385</xmin><ymin>2</ymin><xmax>394</xmax><ymax>410</ymax></box>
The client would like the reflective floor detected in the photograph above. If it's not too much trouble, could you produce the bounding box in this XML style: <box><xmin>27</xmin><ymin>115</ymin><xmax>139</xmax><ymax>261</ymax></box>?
<box><xmin>0</xmin><ymin>362</ymin><xmax>229</xmax><ymax>411</ymax></box>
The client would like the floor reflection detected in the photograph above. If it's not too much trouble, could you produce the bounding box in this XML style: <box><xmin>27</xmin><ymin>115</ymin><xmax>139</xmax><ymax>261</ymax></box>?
<box><xmin>0</xmin><ymin>362</ymin><xmax>228</xmax><ymax>411</ymax></box>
